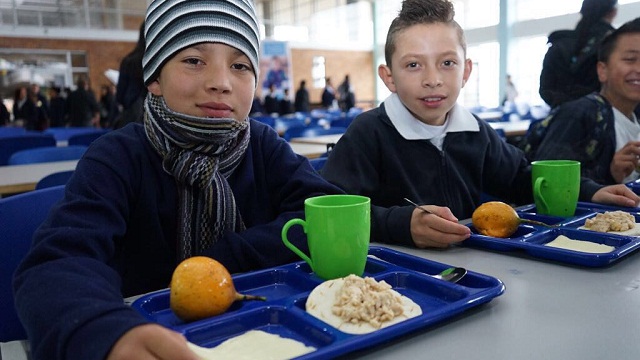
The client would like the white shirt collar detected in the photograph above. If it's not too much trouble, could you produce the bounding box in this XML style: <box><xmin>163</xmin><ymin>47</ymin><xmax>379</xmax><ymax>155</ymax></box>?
<box><xmin>383</xmin><ymin>93</ymin><xmax>479</xmax><ymax>141</ymax></box>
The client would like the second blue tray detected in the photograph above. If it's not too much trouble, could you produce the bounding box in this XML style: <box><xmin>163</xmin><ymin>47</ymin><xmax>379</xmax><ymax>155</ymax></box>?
<box><xmin>464</xmin><ymin>202</ymin><xmax>640</xmax><ymax>267</ymax></box>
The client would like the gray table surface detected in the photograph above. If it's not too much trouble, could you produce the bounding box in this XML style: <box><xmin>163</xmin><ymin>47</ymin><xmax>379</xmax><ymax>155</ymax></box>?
<box><xmin>344</xmin><ymin>243</ymin><xmax>640</xmax><ymax>360</ymax></box>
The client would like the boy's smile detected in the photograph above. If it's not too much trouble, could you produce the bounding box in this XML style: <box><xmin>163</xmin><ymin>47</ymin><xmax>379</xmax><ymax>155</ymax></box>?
<box><xmin>379</xmin><ymin>23</ymin><xmax>471</xmax><ymax>126</ymax></box>
<box><xmin>147</xmin><ymin>43</ymin><xmax>256</xmax><ymax>122</ymax></box>
<box><xmin>598</xmin><ymin>33</ymin><xmax>640</xmax><ymax>117</ymax></box>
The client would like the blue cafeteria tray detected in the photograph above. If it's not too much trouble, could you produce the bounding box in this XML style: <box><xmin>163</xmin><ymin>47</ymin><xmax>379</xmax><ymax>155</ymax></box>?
<box><xmin>132</xmin><ymin>246</ymin><xmax>505</xmax><ymax>359</ymax></box>
<box><xmin>464</xmin><ymin>202</ymin><xmax>640</xmax><ymax>267</ymax></box>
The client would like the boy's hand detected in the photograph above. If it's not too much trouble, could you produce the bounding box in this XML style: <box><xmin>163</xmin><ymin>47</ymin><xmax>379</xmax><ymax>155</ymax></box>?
<box><xmin>610</xmin><ymin>141</ymin><xmax>640</xmax><ymax>183</ymax></box>
<box><xmin>409</xmin><ymin>206</ymin><xmax>471</xmax><ymax>248</ymax></box>
<box><xmin>591</xmin><ymin>184</ymin><xmax>640</xmax><ymax>208</ymax></box>
<box><xmin>107</xmin><ymin>324</ymin><xmax>199</xmax><ymax>360</ymax></box>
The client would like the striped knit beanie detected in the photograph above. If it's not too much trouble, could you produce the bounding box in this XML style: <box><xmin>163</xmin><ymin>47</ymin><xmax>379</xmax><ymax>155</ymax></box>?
<box><xmin>142</xmin><ymin>0</ymin><xmax>260</xmax><ymax>86</ymax></box>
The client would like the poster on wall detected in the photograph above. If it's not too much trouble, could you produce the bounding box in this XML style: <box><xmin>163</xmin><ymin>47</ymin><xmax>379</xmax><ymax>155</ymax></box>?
<box><xmin>259</xmin><ymin>40</ymin><xmax>292</xmax><ymax>99</ymax></box>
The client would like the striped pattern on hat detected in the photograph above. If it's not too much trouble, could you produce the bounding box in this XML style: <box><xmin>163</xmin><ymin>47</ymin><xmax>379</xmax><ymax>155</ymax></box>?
<box><xmin>142</xmin><ymin>0</ymin><xmax>260</xmax><ymax>86</ymax></box>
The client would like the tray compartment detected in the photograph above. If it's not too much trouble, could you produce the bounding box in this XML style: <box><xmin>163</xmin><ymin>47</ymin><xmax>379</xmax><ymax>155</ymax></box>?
<box><xmin>183</xmin><ymin>305</ymin><xmax>336</xmax><ymax>352</ymax></box>
<box><xmin>132</xmin><ymin>267</ymin><xmax>323</xmax><ymax>327</ymax></box>
<box><xmin>519</xmin><ymin>228</ymin><xmax>637</xmax><ymax>266</ymax></box>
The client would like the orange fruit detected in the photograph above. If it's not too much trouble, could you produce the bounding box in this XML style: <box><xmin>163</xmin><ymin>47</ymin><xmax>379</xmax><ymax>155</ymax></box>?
<box><xmin>170</xmin><ymin>256</ymin><xmax>236</xmax><ymax>322</ymax></box>
<box><xmin>471</xmin><ymin>201</ymin><xmax>521</xmax><ymax>238</ymax></box>
<box><xmin>169</xmin><ymin>256</ymin><xmax>266</xmax><ymax>322</ymax></box>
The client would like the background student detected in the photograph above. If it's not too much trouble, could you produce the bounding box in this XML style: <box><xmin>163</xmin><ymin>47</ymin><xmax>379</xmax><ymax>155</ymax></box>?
<box><xmin>321</xmin><ymin>0</ymin><xmax>639</xmax><ymax>249</ymax></box>
<box><xmin>527</xmin><ymin>18</ymin><xmax>640</xmax><ymax>186</ymax></box>
<box><xmin>539</xmin><ymin>0</ymin><xmax>618</xmax><ymax>108</ymax></box>
<box><xmin>13</xmin><ymin>1</ymin><xmax>342</xmax><ymax>359</ymax></box>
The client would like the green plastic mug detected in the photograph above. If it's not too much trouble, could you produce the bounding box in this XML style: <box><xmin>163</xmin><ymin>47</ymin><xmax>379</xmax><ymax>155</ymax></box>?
<box><xmin>531</xmin><ymin>160</ymin><xmax>580</xmax><ymax>217</ymax></box>
<box><xmin>281</xmin><ymin>194</ymin><xmax>370</xmax><ymax>280</ymax></box>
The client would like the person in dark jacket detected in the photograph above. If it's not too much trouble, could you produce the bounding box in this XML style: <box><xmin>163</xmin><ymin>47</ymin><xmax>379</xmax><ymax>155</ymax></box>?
<box><xmin>12</xmin><ymin>86</ymin><xmax>38</xmax><ymax>130</ymax></box>
<box><xmin>47</xmin><ymin>86</ymin><xmax>67</xmax><ymax>127</ymax></box>
<box><xmin>539</xmin><ymin>0</ymin><xmax>618</xmax><ymax>108</ymax></box>
<box><xmin>65</xmin><ymin>78</ymin><xmax>100</xmax><ymax>127</ymax></box>
<box><xmin>0</xmin><ymin>99</ymin><xmax>10</xmax><ymax>126</ymax></box>
<box><xmin>322</xmin><ymin>0</ymin><xmax>639</xmax><ymax>249</ymax></box>
<box><xmin>13</xmin><ymin>1</ymin><xmax>343</xmax><ymax>359</ymax></box>
<box><xmin>532</xmin><ymin>18</ymin><xmax>640</xmax><ymax>186</ymax></box>
<box><xmin>114</xmin><ymin>21</ymin><xmax>147</xmax><ymax>129</ymax></box>
<box><xmin>321</xmin><ymin>77</ymin><xmax>336</xmax><ymax>109</ymax></box>
<box><xmin>294</xmin><ymin>80</ymin><xmax>310</xmax><ymax>113</ymax></box>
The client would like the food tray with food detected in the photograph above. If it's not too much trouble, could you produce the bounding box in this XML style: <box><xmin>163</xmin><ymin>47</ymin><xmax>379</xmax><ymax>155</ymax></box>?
<box><xmin>132</xmin><ymin>246</ymin><xmax>505</xmax><ymax>359</ymax></box>
<box><xmin>464</xmin><ymin>202</ymin><xmax>640</xmax><ymax>267</ymax></box>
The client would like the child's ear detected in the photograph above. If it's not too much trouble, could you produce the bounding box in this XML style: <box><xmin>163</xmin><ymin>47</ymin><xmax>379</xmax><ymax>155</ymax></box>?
<box><xmin>148</xmin><ymin>80</ymin><xmax>162</xmax><ymax>96</ymax></box>
<box><xmin>596</xmin><ymin>61</ymin><xmax>608</xmax><ymax>84</ymax></box>
<box><xmin>378</xmin><ymin>64</ymin><xmax>397</xmax><ymax>93</ymax></box>
<box><xmin>461</xmin><ymin>59</ymin><xmax>473</xmax><ymax>87</ymax></box>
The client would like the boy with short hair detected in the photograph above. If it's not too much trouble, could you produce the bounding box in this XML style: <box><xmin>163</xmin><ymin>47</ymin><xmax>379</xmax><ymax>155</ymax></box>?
<box><xmin>322</xmin><ymin>0</ymin><xmax>639</xmax><ymax>249</ymax></box>
<box><xmin>13</xmin><ymin>1</ymin><xmax>342</xmax><ymax>359</ymax></box>
<box><xmin>530</xmin><ymin>18</ymin><xmax>640</xmax><ymax>185</ymax></box>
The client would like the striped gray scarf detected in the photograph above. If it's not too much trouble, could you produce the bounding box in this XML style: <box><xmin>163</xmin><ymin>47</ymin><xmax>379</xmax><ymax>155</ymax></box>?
<box><xmin>144</xmin><ymin>94</ymin><xmax>250</xmax><ymax>260</ymax></box>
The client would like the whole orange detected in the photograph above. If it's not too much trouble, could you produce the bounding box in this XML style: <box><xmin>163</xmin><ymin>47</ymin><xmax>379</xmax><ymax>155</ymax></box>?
<box><xmin>169</xmin><ymin>256</ymin><xmax>236</xmax><ymax>322</ymax></box>
<box><xmin>471</xmin><ymin>201</ymin><xmax>521</xmax><ymax>238</ymax></box>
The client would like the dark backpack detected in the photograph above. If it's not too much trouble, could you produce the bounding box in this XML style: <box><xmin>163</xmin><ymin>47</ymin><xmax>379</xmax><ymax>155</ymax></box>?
<box><xmin>519</xmin><ymin>93</ymin><xmax>611</xmax><ymax>162</ymax></box>
<box><xmin>539</xmin><ymin>30</ymin><xmax>600</xmax><ymax>108</ymax></box>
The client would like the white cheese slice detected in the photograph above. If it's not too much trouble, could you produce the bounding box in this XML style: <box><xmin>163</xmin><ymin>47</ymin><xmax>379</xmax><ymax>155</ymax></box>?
<box><xmin>187</xmin><ymin>330</ymin><xmax>316</xmax><ymax>360</ymax></box>
<box><xmin>545</xmin><ymin>235</ymin><xmax>615</xmax><ymax>253</ymax></box>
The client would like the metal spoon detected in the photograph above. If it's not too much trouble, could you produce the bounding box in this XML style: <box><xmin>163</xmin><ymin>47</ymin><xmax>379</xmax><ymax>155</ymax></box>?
<box><xmin>433</xmin><ymin>266</ymin><xmax>467</xmax><ymax>283</ymax></box>
<box><xmin>368</xmin><ymin>255</ymin><xmax>467</xmax><ymax>283</ymax></box>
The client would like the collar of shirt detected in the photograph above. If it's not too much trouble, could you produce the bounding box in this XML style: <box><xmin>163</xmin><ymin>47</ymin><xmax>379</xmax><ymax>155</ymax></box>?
<box><xmin>383</xmin><ymin>93</ymin><xmax>479</xmax><ymax>149</ymax></box>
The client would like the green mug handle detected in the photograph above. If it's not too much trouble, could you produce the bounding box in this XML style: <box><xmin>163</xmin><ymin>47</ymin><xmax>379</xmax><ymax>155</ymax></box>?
<box><xmin>534</xmin><ymin>176</ymin><xmax>549</xmax><ymax>214</ymax></box>
<box><xmin>281</xmin><ymin>218</ymin><xmax>313</xmax><ymax>267</ymax></box>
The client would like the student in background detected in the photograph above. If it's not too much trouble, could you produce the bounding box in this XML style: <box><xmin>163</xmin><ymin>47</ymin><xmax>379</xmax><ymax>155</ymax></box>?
<box><xmin>322</xmin><ymin>0</ymin><xmax>639</xmax><ymax>249</ymax></box>
<box><xmin>279</xmin><ymin>88</ymin><xmax>294</xmax><ymax>115</ymax></box>
<box><xmin>13</xmin><ymin>1</ymin><xmax>343</xmax><ymax>359</ymax></box>
<box><xmin>0</xmin><ymin>99</ymin><xmax>9</xmax><ymax>126</ymax></box>
<box><xmin>65</xmin><ymin>77</ymin><xmax>100</xmax><ymax>127</ymax></box>
<box><xmin>114</xmin><ymin>21</ymin><xmax>147</xmax><ymax>129</ymax></box>
<box><xmin>338</xmin><ymin>74</ymin><xmax>356</xmax><ymax>112</ymax></box>
<box><xmin>263</xmin><ymin>83</ymin><xmax>279</xmax><ymax>114</ymax></box>
<box><xmin>294</xmin><ymin>79</ymin><xmax>310</xmax><ymax>113</ymax></box>
<box><xmin>47</xmin><ymin>86</ymin><xmax>67</xmax><ymax>127</ymax></box>
<box><xmin>321</xmin><ymin>77</ymin><xmax>336</xmax><ymax>109</ymax></box>
<box><xmin>539</xmin><ymin>0</ymin><xmax>618</xmax><ymax>108</ymax></box>
<box><xmin>529</xmin><ymin>18</ymin><xmax>640</xmax><ymax>186</ymax></box>
<box><xmin>12</xmin><ymin>86</ymin><xmax>37</xmax><ymax>129</ymax></box>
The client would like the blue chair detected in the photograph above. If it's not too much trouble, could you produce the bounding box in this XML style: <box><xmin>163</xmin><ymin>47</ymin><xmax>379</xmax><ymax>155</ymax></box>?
<box><xmin>0</xmin><ymin>134</ymin><xmax>56</xmax><ymax>166</ymax></box>
<box><xmin>35</xmin><ymin>170</ymin><xmax>75</xmax><ymax>190</ymax></box>
<box><xmin>284</xmin><ymin>126</ymin><xmax>347</xmax><ymax>141</ymax></box>
<box><xmin>309</xmin><ymin>157</ymin><xmax>327</xmax><ymax>171</ymax></box>
<box><xmin>0</xmin><ymin>185</ymin><xmax>65</xmax><ymax>342</ymax></box>
<box><xmin>0</xmin><ymin>127</ymin><xmax>27</xmax><ymax>138</ymax></box>
<box><xmin>8</xmin><ymin>145</ymin><xmax>87</xmax><ymax>165</ymax></box>
<box><xmin>44</xmin><ymin>127</ymin><xmax>100</xmax><ymax>142</ymax></box>
<box><xmin>67</xmin><ymin>129</ymin><xmax>110</xmax><ymax>146</ymax></box>
<box><xmin>329</xmin><ymin>116</ymin><xmax>355</xmax><ymax>129</ymax></box>
<box><xmin>252</xmin><ymin>115</ymin><xmax>276</xmax><ymax>128</ymax></box>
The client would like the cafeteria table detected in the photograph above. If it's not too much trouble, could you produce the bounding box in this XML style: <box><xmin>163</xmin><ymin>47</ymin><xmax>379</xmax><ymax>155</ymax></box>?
<box><xmin>489</xmin><ymin>119</ymin><xmax>531</xmax><ymax>138</ymax></box>
<box><xmin>289</xmin><ymin>134</ymin><xmax>343</xmax><ymax>146</ymax></box>
<box><xmin>0</xmin><ymin>160</ymin><xmax>78</xmax><ymax>196</ymax></box>
<box><xmin>4</xmin><ymin>242</ymin><xmax>640</xmax><ymax>359</ymax></box>
<box><xmin>0</xmin><ymin>144</ymin><xmax>327</xmax><ymax>197</ymax></box>
<box><xmin>344</xmin><ymin>243</ymin><xmax>640</xmax><ymax>360</ymax></box>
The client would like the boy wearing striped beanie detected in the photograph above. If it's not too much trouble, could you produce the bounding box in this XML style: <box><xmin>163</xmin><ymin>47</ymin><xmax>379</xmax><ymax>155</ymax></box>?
<box><xmin>13</xmin><ymin>1</ymin><xmax>343</xmax><ymax>358</ymax></box>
